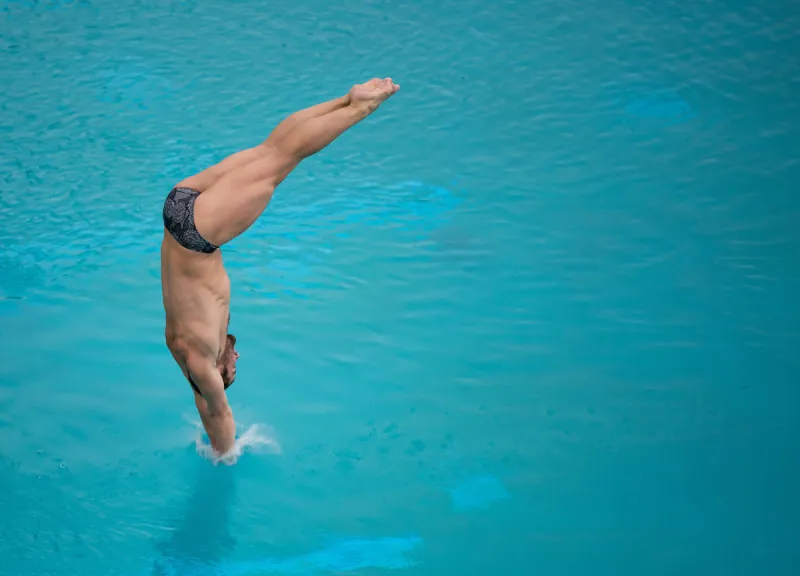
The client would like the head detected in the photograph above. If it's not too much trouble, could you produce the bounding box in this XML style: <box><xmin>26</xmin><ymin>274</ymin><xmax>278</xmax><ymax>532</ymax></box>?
<box><xmin>218</xmin><ymin>334</ymin><xmax>239</xmax><ymax>389</ymax></box>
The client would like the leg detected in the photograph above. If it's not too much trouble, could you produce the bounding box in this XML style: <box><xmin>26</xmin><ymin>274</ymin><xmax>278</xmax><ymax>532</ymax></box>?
<box><xmin>177</xmin><ymin>147</ymin><xmax>263</xmax><ymax>193</ymax></box>
<box><xmin>263</xmin><ymin>94</ymin><xmax>351</xmax><ymax>148</ymax></box>
<box><xmin>193</xmin><ymin>78</ymin><xmax>400</xmax><ymax>247</ymax></box>
<box><xmin>276</xmin><ymin>103</ymin><xmax>370</xmax><ymax>161</ymax></box>
<box><xmin>178</xmin><ymin>95</ymin><xmax>351</xmax><ymax>193</ymax></box>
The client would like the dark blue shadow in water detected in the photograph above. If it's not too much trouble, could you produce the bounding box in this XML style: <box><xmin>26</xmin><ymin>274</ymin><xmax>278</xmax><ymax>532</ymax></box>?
<box><xmin>147</xmin><ymin>458</ymin><xmax>421</xmax><ymax>575</ymax></box>
<box><xmin>616</xmin><ymin>89</ymin><xmax>695</xmax><ymax>126</ymax></box>
<box><xmin>151</xmin><ymin>462</ymin><xmax>237</xmax><ymax>573</ymax></box>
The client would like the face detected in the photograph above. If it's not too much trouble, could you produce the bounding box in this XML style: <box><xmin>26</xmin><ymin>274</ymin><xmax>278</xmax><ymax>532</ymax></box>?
<box><xmin>221</xmin><ymin>334</ymin><xmax>239</xmax><ymax>389</ymax></box>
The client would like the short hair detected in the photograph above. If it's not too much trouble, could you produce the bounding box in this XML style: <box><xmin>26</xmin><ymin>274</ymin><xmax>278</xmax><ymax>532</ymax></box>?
<box><xmin>221</xmin><ymin>334</ymin><xmax>237</xmax><ymax>389</ymax></box>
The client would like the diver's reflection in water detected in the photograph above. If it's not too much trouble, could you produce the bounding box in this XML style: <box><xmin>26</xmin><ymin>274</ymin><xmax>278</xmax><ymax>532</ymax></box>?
<box><xmin>152</xmin><ymin>462</ymin><xmax>236</xmax><ymax>574</ymax></box>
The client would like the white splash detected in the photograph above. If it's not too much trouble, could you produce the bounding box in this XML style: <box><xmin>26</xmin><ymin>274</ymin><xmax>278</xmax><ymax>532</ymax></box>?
<box><xmin>192</xmin><ymin>423</ymin><xmax>281</xmax><ymax>465</ymax></box>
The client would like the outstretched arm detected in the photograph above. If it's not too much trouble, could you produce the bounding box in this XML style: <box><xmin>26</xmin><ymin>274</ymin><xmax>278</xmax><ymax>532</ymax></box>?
<box><xmin>186</xmin><ymin>357</ymin><xmax>235</xmax><ymax>454</ymax></box>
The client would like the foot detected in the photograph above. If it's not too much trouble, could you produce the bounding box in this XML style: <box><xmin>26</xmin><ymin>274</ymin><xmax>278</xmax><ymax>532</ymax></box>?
<box><xmin>349</xmin><ymin>77</ymin><xmax>400</xmax><ymax>113</ymax></box>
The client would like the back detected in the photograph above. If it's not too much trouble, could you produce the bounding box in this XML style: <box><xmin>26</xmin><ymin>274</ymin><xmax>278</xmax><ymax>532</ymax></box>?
<box><xmin>161</xmin><ymin>231</ymin><xmax>231</xmax><ymax>357</ymax></box>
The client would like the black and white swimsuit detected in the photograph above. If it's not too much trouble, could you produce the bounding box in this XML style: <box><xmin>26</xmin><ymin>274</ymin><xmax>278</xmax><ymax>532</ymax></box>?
<box><xmin>162</xmin><ymin>187</ymin><xmax>218</xmax><ymax>253</ymax></box>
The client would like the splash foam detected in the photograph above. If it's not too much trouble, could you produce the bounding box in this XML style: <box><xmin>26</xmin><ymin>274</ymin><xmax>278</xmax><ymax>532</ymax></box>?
<box><xmin>192</xmin><ymin>423</ymin><xmax>281</xmax><ymax>465</ymax></box>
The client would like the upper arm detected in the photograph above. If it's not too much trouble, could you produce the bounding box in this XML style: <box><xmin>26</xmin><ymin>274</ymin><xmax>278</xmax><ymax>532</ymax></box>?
<box><xmin>185</xmin><ymin>356</ymin><xmax>229</xmax><ymax>416</ymax></box>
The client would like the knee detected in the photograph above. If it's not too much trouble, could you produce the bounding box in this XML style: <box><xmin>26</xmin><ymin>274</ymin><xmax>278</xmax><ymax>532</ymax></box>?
<box><xmin>254</xmin><ymin>143</ymin><xmax>300</xmax><ymax>186</ymax></box>
<box><xmin>262</xmin><ymin>139</ymin><xmax>298</xmax><ymax>162</ymax></box>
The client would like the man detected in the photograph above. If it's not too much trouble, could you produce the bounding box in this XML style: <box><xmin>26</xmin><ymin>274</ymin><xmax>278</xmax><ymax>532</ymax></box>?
<box><xmin>161</xmin><ymin>78</ymin><xmax>400</xmax><ymax>455</ymax></box>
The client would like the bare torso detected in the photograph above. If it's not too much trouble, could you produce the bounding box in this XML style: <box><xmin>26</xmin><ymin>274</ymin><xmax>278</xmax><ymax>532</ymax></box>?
<box><xmin>161</xmin><ymin>230</ymin><xmax>230</xmax><ymax>372</ymax></box>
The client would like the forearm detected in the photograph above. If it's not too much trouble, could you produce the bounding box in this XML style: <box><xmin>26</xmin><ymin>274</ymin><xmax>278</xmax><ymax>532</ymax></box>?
<box><xmin>204</xmin><ymin>405</ymin><xmax>236</xmax><ymax>454</ymax></box>
<box><xmin>190</xmin><ymin>368</ymin><xmax>236</xmax><ymax>454</ymax></box>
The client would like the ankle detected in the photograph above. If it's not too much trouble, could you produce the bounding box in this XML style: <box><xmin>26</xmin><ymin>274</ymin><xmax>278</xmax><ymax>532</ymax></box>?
<box><xmin>349</xmin><ymin>100</ymin><xmax>378</xmax><ymax>117</ymax></box>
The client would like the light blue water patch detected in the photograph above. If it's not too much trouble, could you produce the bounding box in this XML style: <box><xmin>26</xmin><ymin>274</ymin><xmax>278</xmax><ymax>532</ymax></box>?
<box><xmin>340</xmin><ymin>181</ymin><xmax>462</xmax><ymax>233</ymax></box>
<box><xmin>230</xmin><ymin>180</ymin><xmax>463</xmax><ymax>297</ymax></box>
<box><xmin>97</xmin><ymin>65</ymin><xmax>176</xmax><ymax>112</ymax></box>
<box><xmin>148</xmin><ymin>536</ymin><xmax>423</xmax><ymax>575</ymax></box>
<box><xmin>163</xmin><ymin>144</ymin><xmax>227</xmax><ymax>183</ymax></box>
<box><xmin>271</xmin><ymin>180</ymin><xmax>462</xmax><ymax>238</ymax></box>
<box><xmin>449</xmin><ymin>474</ymin><xmax>511</xmax><ymax>512</ymax></box>
<box><xmin>262</xmin><ymin>258</ymin><xmax>314</xmax><ymax>288</ymax></box>
<box><xmin>0</xmin><ymin>218</ymin><xmax>158</xmax><ymax>295</ymax></box>
<box><xmin>225</xmin><ymin>246</ymin><xmax>319</xmax><ymax>299</ymax></box>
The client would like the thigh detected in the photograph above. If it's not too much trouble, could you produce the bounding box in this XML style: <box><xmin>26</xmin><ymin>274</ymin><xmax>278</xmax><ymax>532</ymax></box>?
<box><xmin>192</xmin><ymin>146</ymin><xmax>298</xmax><ymax>247</ymax></box>
<box><xmin>177</xmin><ymin>146</ymin><xmax>264</xmax><ymax>193</ymax></box>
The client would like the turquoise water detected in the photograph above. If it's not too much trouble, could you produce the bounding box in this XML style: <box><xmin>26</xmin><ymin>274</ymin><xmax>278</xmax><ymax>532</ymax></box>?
<box><xmin>2</xmin><ymin>0</ymin><xmax>799</xmax><ymax>574</ymax></box>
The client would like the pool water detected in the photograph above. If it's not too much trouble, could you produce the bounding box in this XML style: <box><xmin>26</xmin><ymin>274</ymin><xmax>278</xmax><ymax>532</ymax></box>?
<box><xmin>2</xmin><ymin>0</ymin><xmax>799</xmax><ymax>574</ymax></box>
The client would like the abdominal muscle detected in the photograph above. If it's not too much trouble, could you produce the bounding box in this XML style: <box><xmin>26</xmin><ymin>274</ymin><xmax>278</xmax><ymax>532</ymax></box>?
<box><xmin>161</xmin><ymin>231</ymin><xmax>230</xmax><ymax>363</ymax></box>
